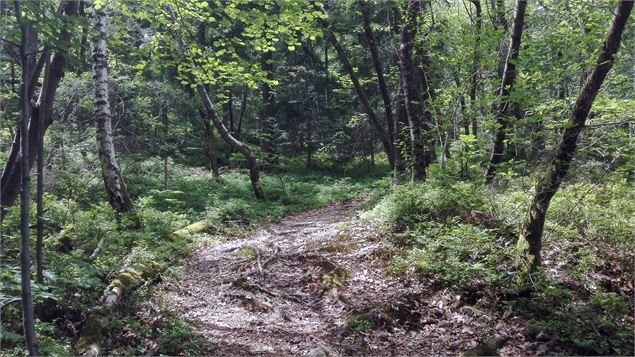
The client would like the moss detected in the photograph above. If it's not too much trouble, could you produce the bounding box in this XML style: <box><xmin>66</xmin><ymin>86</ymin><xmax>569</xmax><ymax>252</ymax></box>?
<box><xmin>170</xmin><ymin>220</ymin><xmax>209</xmax><ymax>240</ymax></box>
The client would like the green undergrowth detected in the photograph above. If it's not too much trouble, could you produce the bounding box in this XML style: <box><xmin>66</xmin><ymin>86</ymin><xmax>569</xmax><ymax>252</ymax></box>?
<box><xmin>363</xmin><ymin>167</ymin><xmax>634</xmax><ymax>355</ymax></box>
<box><xmin>0</xmin><ymin>156</ymin><xmax>387</xmax><ymax>356</ymax></box>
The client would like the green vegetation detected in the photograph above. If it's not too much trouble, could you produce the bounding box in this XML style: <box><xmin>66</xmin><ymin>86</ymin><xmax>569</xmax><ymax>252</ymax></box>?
<box><xmin>0</xmin><ymin>156</ymin><xmax>385</xmax><ymax>355</ymax></box>
<box><xmin>364</xmin><ymin>169</ymin><xmax>634</xmax><ymax>354</ymax></box>
<box><xmin>1</xmin><ymin>0</ymin><xmax>632</xmax><ymax>355</ymax></box>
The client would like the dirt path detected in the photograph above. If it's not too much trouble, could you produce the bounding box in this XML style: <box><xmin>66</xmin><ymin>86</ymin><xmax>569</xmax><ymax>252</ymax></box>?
<box><xmin>165</xmin><ymin>200</ymin><xmax>526</xmax><ymax>356</ymax></box>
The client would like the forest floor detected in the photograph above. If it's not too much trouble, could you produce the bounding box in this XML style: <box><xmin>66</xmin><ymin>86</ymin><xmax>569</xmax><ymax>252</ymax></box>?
<box><xmin>158</xmin><ymin>199</ymin><xmax>540</xmax><ymax>356</ymax></box>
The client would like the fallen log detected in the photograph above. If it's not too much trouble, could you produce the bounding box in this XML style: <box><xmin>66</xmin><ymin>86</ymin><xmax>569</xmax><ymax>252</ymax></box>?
<box><xmin>76</xmin><ymin>220</ymin><xmax>206</xmax><ymax>356</ymax></box>
<box><xmin>169</xmin><ymin>219</ymin><xmax>208</xmax><ymax>240</ymax></box>
<box><xmin>76</xmin><ymin>261</ymin><xmax>160</xmax><ymax>355</ymax></box>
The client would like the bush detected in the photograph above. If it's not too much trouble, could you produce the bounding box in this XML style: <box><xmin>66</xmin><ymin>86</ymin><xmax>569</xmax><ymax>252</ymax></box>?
<box><xmin>363</xmin><ymin>179</ymin><xmax>486</xmax><ymax>230</ymax></box>
<box><xmin>524</xmin><ymin>288</ymin><xmax>633</xmax><ymax>355</ymax></box>
<box><xmin>392</xmin><ymin>221</ymin><xmax>513</xmax><ymax>293</ymax></box>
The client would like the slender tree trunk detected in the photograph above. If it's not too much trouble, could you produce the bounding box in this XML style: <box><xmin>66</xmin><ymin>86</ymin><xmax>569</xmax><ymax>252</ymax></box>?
<box><xmin>227</xmin><ymin>90</ymin><xmax>234</xmax><ymax>133</ymax></box>
<box><xmin>306</xmin><ymin>81</ymin><xmax>314</xmax><ymax>169</ymax></box>
<box><xmin>15</xmin><ymin>2</ymin><xmax>38</xmax><ymax>354</ymax></box>
<box><xmin>162</xmin><ymin>109</ymin><xmax>169</xmax><ymax>188</ymax></box>
<box><xmin>398</xmin><ymin>0</ymin><xmax>432</xmax><ymax>181</ymax></box>
<box><xmin>393</xmin><ymin>83</ymin><xmax>408</xmax><ymax>176</ymax></box>
<box><xmin>260</xmin><ymin>50</ymin><xmax>277</xmax><ymax>165</ymax></box>
<box><xmin>77</xmin><ymin>1</ymin><xmax>88</xmax><ymax>74</ymax></box>
<box><xmin>35</xmin><ymin>51</ymin><xmax>52</xmax><ymax>285</ymax></box>
<box><xmin>516</xmin><ymin>1</ymin><xmax>632</xmax><ymax>273</ymax></box>
<box><xmin>416</xmin><ymin>65</ymin><xmax>442</xmax><ymax>164</ymax></box>
<box><xmin>484</xmin><ymin>0</ymin><xmax>527</xmax><ymax>183</ymax></box>
<box><xmin>416</xmin><ymin>1</ymin><xmax>443</xmax><ymax>165</ymax></box>
<box><xmin>1</xmin><ymin>1</ymin><xmax>78</xmax><ymax>215</ymax></box>
<box><xmin>358</xmin><ymin>0</ymin><xmax>395</xmax><ymax>168</ymax></box>
<box><xmin>198</xmin><ymin>86</ymin><xmax>265</xmax><ymax>200</ymax></box>
<box><xmin>468</xmin><ymin>0</ymin><xmax>482</xmax><ymax>137</ymax></box>
<box><xmin>317</xmin><ymin>12</ymin><xmax>395</xmax><ymax>169</ymax></box>
<box><xmin>324</xmin><ymin>39</ymin><xmax>329</xmax><ymax>107</ymax></box>
<box><xmin>200</xmin><ymin>109</ymin><xmax>219</xmax><ymax>178</ymax></box>
<box><xmin>493</xmin><ymin>0</ymin><xmax>509</xmax><ymax>80</ymax></box>
<box><xmin>236</xmin><ymin>88</ymin><xmax>247</xmax><ymax>140</ymax></box>
<box><xmin>91</xmin><ymin>5</ymin><xmax>133</xmax><ymax>212</ymax></box>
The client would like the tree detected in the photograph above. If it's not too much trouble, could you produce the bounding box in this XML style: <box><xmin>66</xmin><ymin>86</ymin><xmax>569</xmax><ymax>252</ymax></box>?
<box><xmin>91</xmin><ymin>2</ymin><xmax>133</xmax><ymax>212</ymax></box>
<box><xmin>397</xmin><ymin>0</ymin><xmax>434</xmax><ymax>181</ymax></box>
<box><xmin>317</xmin><ymin>7</ymin><xmax>395</xmax><ymax>169</ymax></box>
<box><xmin>0</xmin><ymin>1</ymin><xmax>78</xmax><ymax>215</ymax></box>
<box><xmin>199</xmin><ymin>85</ymin><xmax>265</xmax><ymax>199</ymax></box>
<box><xmin>358</xmin><ymin>0</ymin><xmax>396</xmax><ymax>169</ymax></box>
<box><xmin>484</xmin><ymin>0</ymin><xmax>527</xmax><ymax>183</ymax></box>
<box><xmin>516</xmin><ymin>0</ymin><xmax>633</xmax><ymax>273</ymax></box>
<box><xmin>467</xmin><ymin>0</ymin><xmax>482</xmax><ymax>137</ymax></box>
<box><xmin>260</xmin><ymin>50</ymin><xmax>277</xmax><ymax>166</ymax></box>
<box><xmin>14</xmin><ymin>2</ymin><xmax>39</xmax><ymax>354</ymax></box>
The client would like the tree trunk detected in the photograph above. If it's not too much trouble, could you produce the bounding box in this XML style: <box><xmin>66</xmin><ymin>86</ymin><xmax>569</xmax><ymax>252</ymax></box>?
<box><xmin>393</xmin><ymin>83</ymin><xmax>409</xmax><ymax>176</ymax></box>
<box><xmin>2</xmin><ymin>0</ymin><xmax>78</xmax><ymax>215</ymax></box>
<box><xmin>200</xmin><ymin>109</ymin><xmax>220</xmax><ymax>178</ymax></box>
<box><xmin>260</xmin><ymin>51</ymin><xmax>277</xmax><ymax>166</ymax></box>
<box><xmin>198</xmin><ymin>86</ymin><xmax>265</xmax><ymax>200</ymax></box>
<box><xmin>35</xmin><ymin>51</ymin><xmax>52</xmax><ymax>285</ymax></box>
<box><xmin>227</xmin><ymin>90</ymin><xmax>234</xmax><ymax>133</ymax></box>
<box><xmin>516</xmin><ymin>1</ymin><xmax>632</xmax><ymax>273</ymax></box>
<box><xmin>484</xmin><ymin>0</ymin><xmax>527</xmax><ymax>183</ymax></box>
<box><xmin>358</xmin><ymin>0</ymin><xmax>395</xmax><ymax>168</ymax></box>
<box><xmin>317</xmin><ymin>12</ymin><xmax>395</xmax><ymax>169</ymax></box>
<box><xmin>91</xmin><ymin>5</ymin><xmax>133</xmax><ymax>212</ymax></box>
<box><xmin>306</xmin><ymin>82</ymin><xmax>314</xmax><ymax>169</ymax></box>
<box><xmin>162</xmin><ymin>109</ymin><xmax>169</xmax><ymax>188</ymax></box>
<box><xmin>493</xmin><ymin>0</ymin><xmax>509</xmax><ymax>80</ymax></box>
<box><xmin>398</xmin><ymin>0</ymin><xmax>433</xmax><ymax>181</ymax></box>
<box><xmin>15</xmin><ymin>1</ymin><xmax>38</xmax><ymax>354</ymax></box>
<box><xmin>77</xmin><ymin>219</ymin><xmax>207</xmax><ymax>356</ymax></box>
<box><xmin>324</xmin><ymin>38</ymin><xmax>329</xmax><ymax>107</ymax></box>
<box><xmin>236</xmin><ymin>88</ymin><xmax>247</xmax><ymax>140</ymax></box>
<box><xmin>468</xmin><ymin>0</ymin><xmax>482</xmax><ymax>137</ymax></box>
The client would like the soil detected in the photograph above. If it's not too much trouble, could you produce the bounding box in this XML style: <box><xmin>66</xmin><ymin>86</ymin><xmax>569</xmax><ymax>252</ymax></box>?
<box><xmin>164</xmin><ymin>200</ymin><xmax>534</xmax><ymax>356</ymax></box>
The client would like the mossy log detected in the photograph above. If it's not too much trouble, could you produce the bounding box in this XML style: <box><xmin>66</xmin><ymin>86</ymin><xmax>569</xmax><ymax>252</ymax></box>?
<box><xmin>76</xmin><ymin>221</ymin><xmax>203</xmax><ymax>356</ymax></box>
<box><xmin>169</xmin><ymin>219</ymin><xmax>209</xmax><ymax>240</ymax></box>
<box><xmin>77</xmin><ymin>262</ymin><xmax>160</xmax><ymax>355</ymax></box>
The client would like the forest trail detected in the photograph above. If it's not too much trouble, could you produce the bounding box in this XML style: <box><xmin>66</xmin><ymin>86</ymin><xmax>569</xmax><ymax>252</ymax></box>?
<box><xmin>164</xmin><ymin>200</ymin><xmax>526</xmax><ymax>356</ymax></box>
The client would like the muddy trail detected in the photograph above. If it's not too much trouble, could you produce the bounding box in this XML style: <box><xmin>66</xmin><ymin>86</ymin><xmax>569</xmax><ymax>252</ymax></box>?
<box><xmin>165</xmin><ymin>200</ymin><xmax>529</xmax><ymax>356</ymax></box>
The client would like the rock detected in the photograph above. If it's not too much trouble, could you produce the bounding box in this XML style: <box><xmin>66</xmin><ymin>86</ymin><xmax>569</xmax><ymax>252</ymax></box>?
<box><xmin>305</xmin><ymin>346</ymin><xmax>329</xmax><ymax>357</ymax></box>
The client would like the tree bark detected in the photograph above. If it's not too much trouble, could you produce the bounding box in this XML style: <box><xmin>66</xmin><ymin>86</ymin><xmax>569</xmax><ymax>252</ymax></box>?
<box><xmin>492</xmin><ymin>0</ymin><xmax>509</xmax><ymax>80</ymax></box>
<box><xmin>200</xmin><ymin>109</ymin><xmax>220</xmax><ymax>178</ymax></box>
<box><xmin>227</xmin><ymin>90</ymin><xmax>234</xmax><ymax>133</ymax></box>
<box><xmin>91</xmin><ymin>5</ymin><xmax>133</xmax><ymax>212</ymax></box>
<box><xmin>317</xmin><ymin>11</ymin><xmax>395</xmax><ymax>169</ymax></box>
<box><xmin>358</xmin><ymin>0</ymin><xmax>395</xmax><ymax>168</ymax></box>
<box><xmin>15</xmin><ymin>1</ymin><xmax>39</xmax><ymax>354</ymax></box>
<box><xmin>393</xmin><ymin>82</ymin><xmax>409</xmax><ymax>176</ymax></box>
<box><xmin>398</xmin><ymin>0</ymin><xmax>433</xmax><ymax>181</ymax></box>
<box><xmin>484</xmin><ymin>0</ymin><xmax>527</xmax><ymax>183</ymax></box>
<box><xmin>236</xmin><ymin>88</ymin><xmax>247</xmax><ymax>140</ymax></box>
<box><xmin>516</xmin><ymin>0</ymin><xmax>632</xmax><ymax>273</ymax></box>
<box><xmin>260</xmin><ymin>50</ymin><xmax>277</xmax><ymax>165</ymax></box>
<box><xmin>0</xmin><ymin>1</ymin><xmax>78</xmax><ymax>215</ymax></box>
<box><xmin>198</xmin><ymin>86</ymin><xmax>265</xmax><ymax>200</ymax></box>
<box><xmin>468</xmin><ymin>0</ymin><xmax>482</xmax><ymax>137</ymax></box>
<box><xmin>161</xmin><ymin>108</ymin><xmax>169</xmax><ymax>188</ymax></box>
<box><xmin>36</xmin><ymin>51</ymin><xmax>52</xmax><ymax>284</ymax></box>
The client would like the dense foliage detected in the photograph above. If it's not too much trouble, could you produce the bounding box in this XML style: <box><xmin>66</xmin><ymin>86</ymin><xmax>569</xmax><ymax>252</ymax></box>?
<box><xmin>1</xmin><ymin>0</ymin><xmax>633</xmax><ymax>355</ymax></box>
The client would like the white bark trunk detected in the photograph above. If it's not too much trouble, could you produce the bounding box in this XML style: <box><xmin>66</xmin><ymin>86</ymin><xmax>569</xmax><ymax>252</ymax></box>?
<box><xmin>91</xmin><ymin>6</ymin><xmax>132</xmax><ymax>212</ymax></box>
